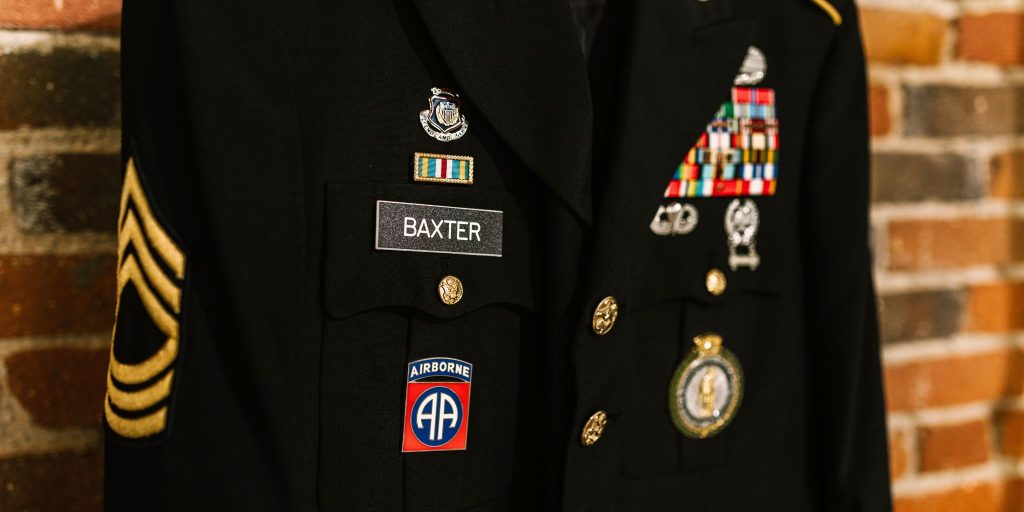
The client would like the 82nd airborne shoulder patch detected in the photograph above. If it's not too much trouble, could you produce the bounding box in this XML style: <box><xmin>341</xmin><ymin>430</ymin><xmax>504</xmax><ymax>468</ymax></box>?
<box><xmin>402</xmin><ymin>357</ymin><xmax>473</xmax><ymax>452</ymax></box>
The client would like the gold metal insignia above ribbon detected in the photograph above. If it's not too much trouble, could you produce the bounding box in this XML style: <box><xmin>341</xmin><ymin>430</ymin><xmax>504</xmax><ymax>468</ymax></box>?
<box><xmin>104</xmin><ymin>157</ymin><xmax>186</xmax><ymax>440</ymax></box>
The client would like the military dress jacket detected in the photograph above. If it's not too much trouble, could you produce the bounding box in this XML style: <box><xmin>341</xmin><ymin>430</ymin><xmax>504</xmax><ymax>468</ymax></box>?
<box><xmin>105</xmin><ymin>0</ymin><xmax>892</xmax><ymax>510</ymax></box>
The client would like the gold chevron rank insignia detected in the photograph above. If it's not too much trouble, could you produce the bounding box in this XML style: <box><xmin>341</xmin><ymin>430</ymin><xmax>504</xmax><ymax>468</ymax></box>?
<box><xmin>105</xmin><ymin>157</ymin><xmax>187</xmax><ymax>441</ymax></box>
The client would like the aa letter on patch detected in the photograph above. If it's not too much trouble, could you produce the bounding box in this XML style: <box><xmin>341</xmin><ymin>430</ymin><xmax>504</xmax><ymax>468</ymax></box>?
<box><xmin>375</xmin><ymin>201</ymin><xmax>502</xmax><ymax>257</ymax></box>
<box><xmin>403</xmin><ymin>357</ymin><xmax>473</xmax><ymax>453</ymax></box>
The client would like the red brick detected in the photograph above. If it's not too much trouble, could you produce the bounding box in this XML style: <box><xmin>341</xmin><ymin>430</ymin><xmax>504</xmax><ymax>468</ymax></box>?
<box><xmin>903</xmin><ymin>85</ymin><xmax>1024</xmax><ymax>137</ymax></box>
<box><xmin>861</xmin><ymin>8</ymin><xmax>947</xmax><ymax>65</ymax></box>
<box><xmin>0</xmin><ymin>0</ymin><xmax>119</xmax><ymax>31</ymax></box>
<box><xmin>887</xmin><ymin>218</ymin><xmax>1024</xmax><ymax>270</ymax></box>
<box><xmin>872</xmin><ymin>152</ymin><xmax>981</xmax><ymax>204</ymax></box>
<box><xmin>870</xmin><ymin>84</ymin><xmax>891</xmax><ymax>136</ymax></box>
<box><xmin>890</xmin><ymin>429</ymin><xmax>910</xmax><ymax>479</ymax></box>
<box><xmin>990</xmin><ymin>151</ymin><xmax>1024</xmax><ymax>199</ymax></box>
<box><xmin>9</xmin><ymin>153</ymin><xmax>120</xmax><ymax>234</ymax></box>
<box><xmin>0</xmin><ymin>450</ymin><xmax>101</xmax><ymax>512</ymax></box>
<box><xmin>0</xmin><ymin>255</ymin><xmax>115</xmax><ymax>338</ymax></box>
<box><xmin>894</xmin><ymin>480</ymin><xmax>1017</xmax><ymax>512</ymax></box>
<box><xmin>959</xmin><ymin>13</ymin><xmax>1024</xmax><ymax>66</ymax></box>
<box><xmin>918</xmin><ymin>420</ymin><xmax>991</xmax><ymax>472</ymax></box>
<box><xmin>966</xmin><ymin>283</ymin><xmax>1024</xmax><ymax>333</ymax></box>
<box><xmin>879</xmin><ymin>289</ymin><xmax>964</xmax><ymax>344</ymax></box>
<box><xmin>0</xmin><ymin>47</ymin><xmax>120</xmax><ymax>130</ymax></box>
<box><xmin>5</xmin><ymin>347</ymin><xmax>107</xmax><ymax>428</ymax></box>
<box><xmin>884</xmin><ymin>348</ymin><xmax>1024</xmax><ymax>411</ymax></box>
<box><xmin>1000</xmin><ymin>410</ymin><xmax>1024</xmax><ymax>457</ymax></box>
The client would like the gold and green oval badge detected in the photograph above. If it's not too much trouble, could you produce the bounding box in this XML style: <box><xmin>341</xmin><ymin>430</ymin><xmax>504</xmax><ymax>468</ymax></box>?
<box><xmin>668</xmin><ymin>333</ymin><xmax>744</xmax><ymax>439</ymax></box>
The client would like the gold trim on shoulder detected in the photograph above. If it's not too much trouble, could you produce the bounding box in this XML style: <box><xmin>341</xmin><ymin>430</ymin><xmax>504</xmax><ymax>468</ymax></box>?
<box><xmin>105</xmin><ymin>157</ymin><xmax>187</xmax><ymax>439</ymax></box>
<box><xmin>809</xmin><ymin>0</ymin><xmax>842</xmax><ymax>26</ymax></box>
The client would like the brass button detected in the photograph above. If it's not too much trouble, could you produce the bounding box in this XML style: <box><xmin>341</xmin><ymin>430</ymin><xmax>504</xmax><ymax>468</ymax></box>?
<box><xmin>705</xmin><ymin>268</ymin><xmax>727</xmax><ymax>296</ymax></box>
<box><xmin>581</xmin><ymin>410</ymin><xmax>608</xmax><ymax>446</ymax></box>
<box><xmin>438</xmin><ymin>275</ymin><xmax>464</xmax><ymax>305</ymax></box>
<box><xmin>592</xmin><ymin>296</ymin><xmax>619</xmax><ymax>335</ymax></box>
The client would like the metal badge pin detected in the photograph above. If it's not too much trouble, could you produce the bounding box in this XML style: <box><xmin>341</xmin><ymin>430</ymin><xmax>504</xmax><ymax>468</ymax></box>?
<box><xmin>650</xmin><ymin>203</ymin><xmax>699</xmax><ymax>236</ymax></box>
<box><xmin>668</xmin><ymin>333</ymin><xmax>744</xmax><ymax>439</ymax></box>
<box><xmin>734</xmin><ymin>46</ymin><xmax>767</xmax><ymax>86</ymax></box>
<box><xmin>419</xmin><ymin>88</ymin><xmax>468</xmax><ymax>142</ymax></box>
<box><xmin>724</xmin><ymin>198</ymin><xmax>760</xmax><ymax>270</ymax></box>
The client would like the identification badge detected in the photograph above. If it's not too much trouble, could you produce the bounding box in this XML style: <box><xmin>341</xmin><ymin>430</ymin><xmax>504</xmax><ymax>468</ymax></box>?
<box><xmin>669</xmin><ymin>333</ymin><xmax>743</xmax><ymax>439</ymax></box>
<box><xmin>375</xmin><ymin>201</ymin><xmax>502</xmax><ymax>257</ymax></box>
<box><xmin>403</xmin><ymin>357</ymin><xmax>473</xmax><ymax>452</ymax></box>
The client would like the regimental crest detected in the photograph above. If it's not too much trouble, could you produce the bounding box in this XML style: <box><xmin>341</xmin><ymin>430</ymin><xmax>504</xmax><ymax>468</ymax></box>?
<box><xmin>669</xmin><ymin>333</ymin><xmax>744</xmax><ymax>439</ymax></box>
<box><xmin>664</xmin><ymin>87</ymin><xmax>779</xmax><ymax>199</ymax></box>
<box><xmin>402</xmin><ymin>357</ymin><xmax>473</xmax><ymax>452</ymax></box>
<box><xmin>105</xmin><ymin>157</ymin><xmax>187</xmax><ymax>442</ymax></box>
<box><xmin>419</xmin><ymin>88</ymin><xmax>468</xmax><ymax>142</ymax></box>
<box><xmin>725</xmin><ymin>198</ymin><xmax>760</xmax><ymax>270</ymax></box>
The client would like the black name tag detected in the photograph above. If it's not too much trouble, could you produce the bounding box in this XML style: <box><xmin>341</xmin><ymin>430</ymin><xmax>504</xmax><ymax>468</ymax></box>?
<box><xmin>375</xmin><ymin>200</ymin><xmax>503</xmax><ymax>257</ymax></box>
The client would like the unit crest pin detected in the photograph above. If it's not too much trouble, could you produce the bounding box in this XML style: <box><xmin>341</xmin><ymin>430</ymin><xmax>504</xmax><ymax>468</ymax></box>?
<box><xmin>724</xmin><ymin>198</ymin><xmax>760</xmax><ymax>271</ymax></box>
<box><xmin>420</xmin><ymin>88</ymin><xmax>468</xmax><ymax>142</ymax></box>
<box><xmin>668</xmin><ymin>333</ymin><xmax>744</xmax><ymax>439</ymax></box>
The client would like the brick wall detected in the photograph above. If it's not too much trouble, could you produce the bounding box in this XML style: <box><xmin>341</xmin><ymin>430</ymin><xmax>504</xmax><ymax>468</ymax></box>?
<box><xmin>864</xmin><ymin>0</ymin><xmax>1024</xmax><ymax>510</ymax></box>
<box><xmin>1</xmin><ymin>0</ymin><xmax>1022</xmax><ymax>510</ymax></box>
<box><xmin>0</xmin><ymin>1</ymin><xmax>120</xmax><ymax>510</ymax></box>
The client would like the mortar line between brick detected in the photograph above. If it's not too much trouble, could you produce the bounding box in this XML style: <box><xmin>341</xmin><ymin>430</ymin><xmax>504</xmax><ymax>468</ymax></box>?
<box><xmin>891</xmin><ymin>462</ymin><xmax>1005</xmax><ymax>497</ymax></box>
<box><xmin>0</xmin><ymin>30</ymin><xmax>119</xmax><ymax>53</ymax></box>
<box><xmin>875</xmin><ymin>264</ymin><xmax>1024</xmax><ymax>292</ymax></box>
<box><xmin>882</xmin><ymin>333</ymin><xmax>1022</xmax><ymax>364</ymax></box>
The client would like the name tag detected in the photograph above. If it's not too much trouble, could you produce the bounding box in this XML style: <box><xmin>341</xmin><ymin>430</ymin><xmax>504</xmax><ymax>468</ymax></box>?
<box><xmin>375</xmin><ymin>200</ymin><xmax>502</xmax><ymax>257</ymax></box>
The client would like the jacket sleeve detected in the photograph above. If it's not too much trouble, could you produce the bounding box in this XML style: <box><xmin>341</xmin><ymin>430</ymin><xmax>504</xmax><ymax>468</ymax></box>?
<box><xmin>105</xmin><ymin>0</ymin><xmax>308</xmax><ymax>509</ymax></box>
<box><xmin>799</xmin><ymin>2</ymin><xmax>893</xmax><ymax>510</ymax></box>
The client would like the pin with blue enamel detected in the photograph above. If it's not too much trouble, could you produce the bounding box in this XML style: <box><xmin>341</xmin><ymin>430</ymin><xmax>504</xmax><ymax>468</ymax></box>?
<box><xmin>725</xmin><ymin>198</ymin><xmax>760</xmax><ymax>271</ymax></box>
<box><xmin>734</xmin><ymin>46</ymin><xmax>767</xmax><ymax>86</ymax></box>
<box><xmin>420</xmin><ymin>88</ymin><xmax>468</xmax><ymax>142</ymax></box>
<box><xmin>403</xmin><ymin>357</ymin><xmax>473</xmax><ymax>452</ymax></box>
<box><xmin>669</xmin><ymin>333</ymin><xmax>744</xmax><ymax>439</ymax></box>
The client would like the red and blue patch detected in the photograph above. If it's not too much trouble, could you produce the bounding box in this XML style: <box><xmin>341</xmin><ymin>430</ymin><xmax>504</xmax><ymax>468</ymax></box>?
<box><xmin>402</xmin><ymin>357</ymin><xmax>472</xmax><ymax>453</ymax></box>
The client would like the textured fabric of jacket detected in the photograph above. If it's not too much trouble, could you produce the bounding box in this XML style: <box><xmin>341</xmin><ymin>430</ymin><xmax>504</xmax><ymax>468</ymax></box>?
<box><xmin>105</xmin><ymin>0</ymin><xmax>892</xmax><ymax>510</ymax></box>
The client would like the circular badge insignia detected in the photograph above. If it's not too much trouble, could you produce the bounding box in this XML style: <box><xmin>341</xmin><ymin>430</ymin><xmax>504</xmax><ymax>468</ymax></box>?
<box><xmin>669</xmin><ymin>333</ymin><xmax>743</xmax><ymax>439</ymax></box>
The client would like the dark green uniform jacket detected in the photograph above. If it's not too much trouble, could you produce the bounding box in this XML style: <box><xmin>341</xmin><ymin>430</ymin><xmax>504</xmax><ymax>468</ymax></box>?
<box><xmin>105</xmin><ymin>0</ymin><xmax>892</xmax><ymax>510</ymax></box>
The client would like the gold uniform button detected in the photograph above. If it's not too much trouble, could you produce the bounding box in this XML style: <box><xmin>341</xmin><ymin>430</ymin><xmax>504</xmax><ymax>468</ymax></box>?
<box><xmin>705</xmin><ymin>268</ymin><xmax>727</xmax><ymax>296</ymax></box>
<box><xmin>438</xmin><ymin>275</ymin><xmax>464</xmax><ymax>305</ymax></box>
<box><xmin>581</xmin><ymin>410</ymin><xmax>608</xmax><ymax>447</ymax></box>
<box><xmin>592</xmin><ymin>296</ymin><xmax>619</xmax><ymax>335</ymax></box>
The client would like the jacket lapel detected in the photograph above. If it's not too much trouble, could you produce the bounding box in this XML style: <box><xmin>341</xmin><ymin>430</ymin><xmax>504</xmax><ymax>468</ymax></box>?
<box><xmin>410</xmin><ymin>0</ymin><xmax>594</xmax><ymax>223</ymax></box>
<box><xmin>591</xmin><ymin>0</ymin><xmax>756</xmax><ymax>234</ymax></box>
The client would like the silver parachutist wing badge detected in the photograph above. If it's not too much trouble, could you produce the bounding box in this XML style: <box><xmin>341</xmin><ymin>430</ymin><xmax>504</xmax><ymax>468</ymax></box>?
<box><xmin>724</xmin><ymin>198</ymin><xmax>760</xmax><ymax>270</ymax></box>
<box><xmin>650</xmin><ymin>202</ymin><xmax>699</xmax><ymax>236</ymax></box>
<box><xmin>420</xmin><ymin>88</ymin><xmax>468</xmax><ymax>142</ymax></box>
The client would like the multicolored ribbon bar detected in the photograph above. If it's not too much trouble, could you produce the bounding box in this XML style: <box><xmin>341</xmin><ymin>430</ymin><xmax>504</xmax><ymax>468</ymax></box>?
<box><xmin>413</xmin><ymin>152</ymin><xmax>474</xmax><ymax>185</ymax></box>
<box><xmin>664</xmin><ymin>87</ymin><xmax>779</xmax><ymax>198</ymax></box>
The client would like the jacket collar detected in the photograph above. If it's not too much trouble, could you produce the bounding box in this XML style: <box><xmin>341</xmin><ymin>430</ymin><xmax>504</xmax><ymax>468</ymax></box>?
<box><xmin>411</xmin><ymin>0</ymin><xmax>595</xmax><ymax>223</ymax></box>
